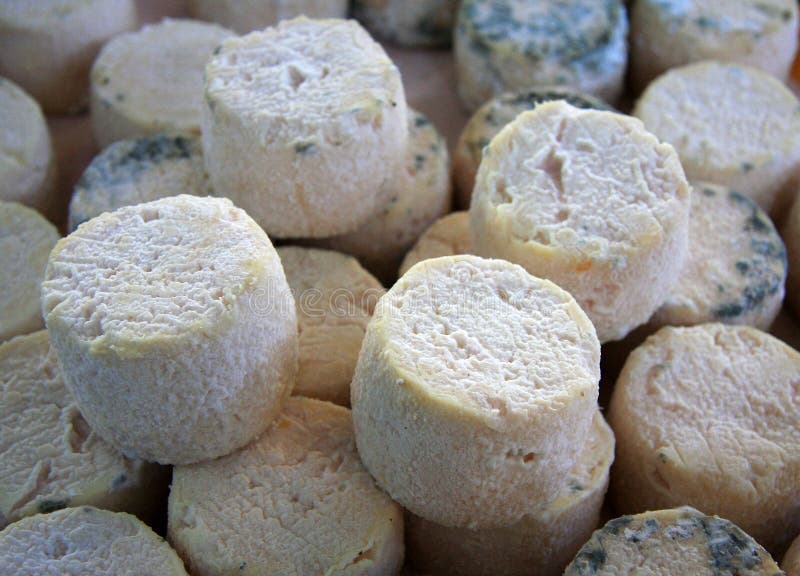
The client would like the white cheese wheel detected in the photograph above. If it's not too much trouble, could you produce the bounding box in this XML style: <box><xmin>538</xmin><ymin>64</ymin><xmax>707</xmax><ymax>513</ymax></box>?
<box><xmin>454</xmin><ymin>0</ymin><xmax>628</xmax><ymax>111</ymax></box>
<box><xmin>634</xmin><ymin>61</ymin><xmax>800</xmax><ymax>217</ymax></box>
<box><xmin>609</xmin><ymin>323</ymin><xmax>800</xmax><ymax>553</ymax></box>
<box><xmin>399</xmin><ymin>211</ymin><xmax>471</xmax><ymax>277</ymax></box>
<box><xmin>351</xmin><ymin>254</ymin><xmax>600</xmax><ymax>529</ymax></box>
<box><xmin>41</xmin><ymin>195</ymin><xmax>298</xmax><ymax>465</ymax></box>
<box><xmin>453</xmin><ymin>87</ymin><xmax>612</xmax><ymax>209</ymax></box>
<box><xmin>0</xmin><ymin>0</ymin><xmax>137</xmax><ymax>114</ymax></box>
<box><xmin>168</xmin><ymin>397</ymin><xmax>404</xmax><ymax>576</ymax></box>
<box><xmin>352</xmin><ymin>0</ymin><xmax>458</xmax><ymax>47</ymax></box>
<box><xmin>0</xmin><ymin>506</ymin><xmax>188</xmax><ymax>576</ymax></box>
<box><xmin>278</xmin><ymin>246</ymin><xmax>385</xmax><ymax>406</ymax></box>
<box><xmin>470</xmin><ymin>101</ymin><xmax>691</xmax><ymax>342</ymax></box>
<box><xmin>565</xmin><ymin>507</ymin><xmax>782</xmax><ymax>576</ymax></box>
<box><xmin>784</xmin><ymin>534</ymin><xmax>800</xmax><ymax>576</ymax></box>
<box><xmin>68</xmin><ymin>133</ymin><xmax>211</xmax><ymax>232</ymax></box>
<box><xmin>783</xmin><ymin>192</ymin><xmax>800</xmax><ymax>319</ymax></box>
<box><xmin>630</xmin><ymin>0</ymin><xmax>798</xmax><ymax>92</ymax></box>
<box><xmin>202</xmin><ymin>17</ymin><xmax>408</xmax><ymax>238</ymax></box>
<box><xmin>187</xmin><ymin>0</ymin><xmax>348</xmax><ymax>35</ymax></box>
<box><xmin>0</xmin><ymin>78</ymin><xmax>57</xmax><ymax>220</ymax></box>
<box><xmin>90</xmin><ymin>19</ymin><xmax>234</xmax><ymax>148</ymax></box>
<box><xmin>406</xmin><ymin>412</ymin><xmax>614</xmax><ymax>576</ymax></box>
<box><xmin>0</xmin><ymin>202</ymin><xmax>59</xmax><ymax>342</ymax></box>
<box><xmin>0</xmin><ymin>331</ymin><xmax>168</xmax><ymax>530</ymax></box>
<box><xmin>317</xmin><ymin>109</ymin><xmax>451</xmax><ymax>283</ymax></box>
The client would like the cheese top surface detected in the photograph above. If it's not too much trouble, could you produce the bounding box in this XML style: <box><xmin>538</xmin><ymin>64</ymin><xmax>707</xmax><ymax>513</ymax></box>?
<box><xmin>641</xmin><ymin>0</ymin><xmax>796</xmax><ymax>38</ymax></box>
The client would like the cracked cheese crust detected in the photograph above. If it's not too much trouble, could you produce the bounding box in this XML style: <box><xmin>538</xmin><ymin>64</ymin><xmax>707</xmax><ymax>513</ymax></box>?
<box><xmin>783</xmin><ymin>193</ymin><xmax>800</xmax><ymax>319</ymax></box>
<box><xmin>399</xmin><ymin>211</ymin><xmax>471</xmax><ymax>277</ymax></box>
<box><xmin>406</xmin><ymin>412</ymin><xmax>614</xmax><ymax>576</ymax></box>
<box><xmin>278</xmin><ymin>247</ymin><xmax>385</xmax><ymax>406</ymax></box>
<box><xmin>454</xmin><ymin>0</ymin><xmax>628</xmax><ymax>111</ymax></box>
<box><xmin>0</xmin><ymin>506</ymin><xmax>188</xmax><ymax>576</ymax></box>
<box><xmin>565</xmin><ymin>507</ymin><xmax>782</xmax><ymax>576</ymax></box>
<box><xmin>0</xmin><ymin>0</ymin><xmax>137</xmax><ymax>114</ymax></box>
<box><xmin>634</xmin><ymin>61</ymin><xmax>800</xmax><ymax>216</ymax></box>
<box><xmin>609</xmin><ymin>324</ymin><xmax>800</xmax><ymax>554</ymax></box>
<box><xmin>202</xmin><ymin>17</ymin><xmax>408</xmax><ymax>238</ymax></box>
<box><xmin>470</xmin><ymin>101</ymin><xmax>691</xmax><ymax>343</ymax></box>
<box><xmin>67</xmin><ymin>133</ymin><xmax>211</xmax><ymax>232</ymax></box>
<box><xmin>41</xmin><ymin>195</ymin><xmax>298</xmax><ymax>465</ymax></box>
<box><xmin>90</xmin><ymin>19</ymin><xmax>234</xmax><ymax>148</ymax></box>
<box><xmin>353</xmin><ymin>0</ymin><xmax>458</xmax><ymax>48</ymax></box>
<box><xmin>0</xmin><ymin>331</ymin><xmax>168</xmax><ymax>530</ymax></box>
<box><xmin>630</xmin><ymin>0</ymin><xmax>798</xmax><ymax>92</ymax></box>
<box><xmin>187</xmin><ymin>0</ymin><xmax>348</xmax><ymax>35</ymax></box>
<box><xmin>168</xmin><ymin>397</ymin><xmax>404</xmax><ymax>576</ymax></box>
<box><xmin>351</xmin><ymin>255</ymin><xmax>600</xmax><ymax>529</ymax></box>
<box><xmin>0</xmin><ymin>202</ymin><xmax>59</xmax><ymax>342</ymax></box>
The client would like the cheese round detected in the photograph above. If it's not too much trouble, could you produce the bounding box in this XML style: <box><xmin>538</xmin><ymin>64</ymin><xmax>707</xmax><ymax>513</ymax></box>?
<box><xmin>317</xmin><ymin>109</ymin><xmax>451</xmax><ymax>283</ymax></box>
<box><xmin>399</xmin><ymin>211</ymin><xmax>471</xmax><ymax>277</ymax></box>
<box><xmin>565</xmin><ymin>507</ymin><xmax>782</xmax><ymax>576</ymax></box>
<box><xmin>630</xmin><ymin>0</ymin><xmax>799</xmax><ymax>92</ymax></box>
<box><xmin>406</xmin><ymin>412</ymin><xmax>614</xmax><ymax>576</ymax></box>
<box><xmin>454</xmin><ymin>0</ymin><xmax>628</xmax><ymax>111</ymax></box>
<box><xmin>168</xmin><ymin>397</ymin><xmax>404</xmax><ymax>576</ymax></box>
<box><xmin>187</xmin><ymin>0</ymin><xmax>348</xmax><ymax>35</ymax></box>
<box><xmin>634</xmin><ymin>61</ymin><xmax>800</xmax><ymax>216</ymax></box>
<box><xmin>0</xmin><ymin>202</ymin><xmax>59</xmax><ymax>342</ymax></box>
<box><xmin>0</xmin><ymin>0</ymin><xmax>137</xmax><ymax>114</ymax></box>
<box><xmin>783</xmin><ymin>192</ymin><xmax>800</xmax><ymax>319</ymax></box>
<box><xmin>0</xmin><ymin>78</ymin><xmax>57</xmax><ymax>220</ymax></box>
<box><xmin>453</xmin><ymin>87</ymin><xmax>612</xmax><ymax>209</ymax></box>
<box><xmin>41</xmin><ymin>195</ymin><xmax>298</xmax><ymax>465</ymax></box>
<box><xmin>352</xmin><ymin>0</ymin><xmax>458</xmax><ymax>47</ymax></box>
<box><xmin>90</xmin><ymin>19</ymin><xmax>234</xmax><ymax>148</ymax></box>
<box><xmin>0</xmin><ymin>331</ymin><xmax>168</xmax><ymax>530</ymax></box>
<box><xmin>784</xmin><ymin>534</ymin><xmax>800</xmax><ymax>576</ymax></box>
<box><xmin>68</xmin><ymin>133</ymin><xmax>211</xmax><ymax>232</ymax></box>
<box><xmin>0</xmin><ymin>506</ymin><xmax>188</xmax><ymax>576</ymax></box>
<box><xmin>609</xmin><ymin>323</ymin><xmax>800</xmax><ymax>554</ymax></box>
<box><xmin>202</xmin><ymin>17</ymin><xmax>408</xmax><ymax>238</ymax></box>
<box><xmin>351</xmin><ymin>254</ymin><xmax>600</xmax><ymax>529</ymax></box>
<box><xmin>470</xmin><ymin>101</ymin><xmax>691</xmax><ymax>343</ymax></box>
<box><xmin>278</xmin><ymin>246</ymin><xmax>385</xmax><ymax>406</ymax></box>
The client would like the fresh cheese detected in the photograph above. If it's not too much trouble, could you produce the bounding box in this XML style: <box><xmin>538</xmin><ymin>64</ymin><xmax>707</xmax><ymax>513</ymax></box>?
<box><xmin>187</xmin><ymin>0</ymin><xmax>348</xmax><ymax>34</ymax></box>
<box><xmin>353</xmin><ymin>0</ymin><xmax>459</xmax><ymax>47</ymax></box>
<box><xmin>399</xmin><ymin>211</ymin><xmax>471</xmax><ymax>277</ymax></box>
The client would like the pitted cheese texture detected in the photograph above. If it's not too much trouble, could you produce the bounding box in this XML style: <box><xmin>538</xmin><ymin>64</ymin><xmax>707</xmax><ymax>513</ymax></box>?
<box><xmin>783</xmin><ymin>193</ymin><xmax>800</xmax><ymax>318</ymax></box>
<box><xmin>0</xmin><ymin>202</ymin><xmax>59</xmax><ymax>342</ymax></box>
<box><xmin>0</xmin><ymin>0</ymin><xmax>137</xmax><ymax>114</ymax></box>
<box><xmin>278</xmin><ymin>247</ymin><xmax>384</xmax><ymax>406</ymax></box>
<box><xmin>351</xmin><ymin>255</ymin><xmax>600</xmax><ymax>529</ymax></box>
<box><xmin>634</xmin><ymin>61</ymin><xmax>800</xmax><ymax>216</ymax></box>
<box><xmin>41</xmin><ymin>195</ymin><xmax>298</xmax><ymax>465</ymax></box>
<box><xmin>90</xmin><ymin>19</ymin><xmax>234</xmax><ymax>148</ymax></box>
<box><xmin>68</xmin><ymin>133</ymin><xmax>210</xmax><ymax>232</ymax></box>
<box><xmin>470</xmin><ymin>101</ymin><xmax>691</xmax><ymax>342</ymax></box>
<box><xmin>168</xmin><ymin>397</ymin><xmax>404</xmax><ymax>576</ymax></box>
<box><xmin>203</xmin><ymin>17</ymin><xmax>408</xmax><ymax>238</ymax></box>
<box><xmin>353</xmin><ymin>0</ymin><xmax>458</xmax><ymax>47</ymax></box>
<box><xmin>187</xmin><ymin>0</ymin><xmax>348</xmax><ymax>34</ymax></box>
<box><xmin>630</xmin><ymin>0</ymin><xmax>798</xmax><ymax>91</ymax></box>
<box><xmin>565</xmin><ymin>507</ymin><xmax>782</xmax><ymax>576</ymax></box>
<box><xmin>0</xmin><ymin>331</ymin><xmax>167</xmax><ymax>530</ymax></box>
<box><xmin>453</xmin><ymin>87</ymin><xmax>612</xmax><ymax>208</ymax></box>
<box><xmin>407</xmin><ymin>412</ymin><xmax>614</xmax><ymax>576</ymax></box>
<box><xmin>454</xmin><ymin>0</ymin><xmax>628</xmax><ymax>111</ymax></box>
<box><xmin>0</xmin><ymin>506</ymin><xmax>188</xmax><ymax>576</ymax></box>
<box><xmin>609</xmin><ymin>324</ymin><xmax>800</xmax><ymax>553</ymax></box>
<box><xmin>399</xmin><ymin>211</ymin><xmax>471</xmax><ymax>277</ymax></box>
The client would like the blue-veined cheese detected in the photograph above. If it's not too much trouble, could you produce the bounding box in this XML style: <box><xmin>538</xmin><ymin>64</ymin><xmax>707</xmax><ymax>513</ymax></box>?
<box><xmin>187</xmin><ymin>0</ymin><xmax>348</xmax><ymax>34</ymax></box>
<box><xmin>352</xmin><ymin>0</ymin><xmax>458</xmax><ymax>47</ymax></box>
<box><xmin>399</xmin><ymin>211</ymin><xmax>471</xmax><ymax>277</ymax></box>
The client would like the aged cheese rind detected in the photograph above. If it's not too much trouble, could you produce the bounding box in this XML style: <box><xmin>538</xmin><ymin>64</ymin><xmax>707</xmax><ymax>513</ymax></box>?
<box><xmin>41</xmin><ymin>195</ymin><xmax>298</xmax><ymax>465</ymax></box>
<box><xmin>351</xmin><ymin>254</ymin><xmax>600</xmax><ymax>529</ymax></box>
<box><xmin>353</xmin><ymin>0</ymin><xmax>458</xmax><ymax>47</ymax></box>
<box><xmin>187</xmin><ymin>0</ymin><xmax>348</xmax><ymax>34</ymax></box>
<box><xmin>168</xmin><ymin>397</ymin><xmax>404</xmax><ymax>576</ymax></box>
<box><xmin>399</xmin><ymin>211</ymin><xmax>471</xmax><ymax>277</ymax></box>
<box><xmin>609</xmin><ymin>323</ymin><xmax>800</xmax><ymax>554</ymax></box>
<box><xmin>90</xmin><ymin>19</ymin><xmax>234</xmax><ymax>148</ymax></box>
<box><xmin>0</xmin><ymin>331</ymin><xmax>168</xmax><ymax>530</ymax></box>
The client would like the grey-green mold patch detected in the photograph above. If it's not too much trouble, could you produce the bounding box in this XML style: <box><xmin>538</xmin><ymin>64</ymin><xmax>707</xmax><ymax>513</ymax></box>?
<box><xmin>38</xmin><ymin>498</ymin><xmax>69</xmax><ymax>514</ymax></box>
<box><xmin>293</xmin><ymin>141</ymin><xmax>317</xmax><ymax>156</ymax></box>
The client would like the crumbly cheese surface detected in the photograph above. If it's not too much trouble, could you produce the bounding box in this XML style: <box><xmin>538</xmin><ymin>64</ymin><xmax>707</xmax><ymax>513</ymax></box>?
<box><xmin>0</xmin><ymin>506</ymin><xmax>188</xmax><ymax>576</ymax></box>
<box><xmin>278</xmin><ymin>247</ymin><xmax>385</xmax><ymax>406</ymax></box>
<box><xmin>565</xmin><ymin>507</ymin><xmax>782</xmax><ymax>576</ymax></box>
<box><xmin>610</xmin><ymin>324</ymin><xmax>800</xmax><ymax>553</ymax></box>
<box><xmin>187</xmin><ymin>0</ymin><xmax>348</xmax><ymax>34</ymax></box>
<box><xmin>0</xmin><ymin>331</ymin><xmax>166</xmax><ymax>530</ymax></box>
<box><xmin>0</xmin><ymin>202</ymin><xmax>59</xmax><ymax>342</ymax></box>
<box><xmin>169</xmin><ymin>397</ymin><xmax>404</xmax><ymax>576</ymax></box>
<box><xmin>90</xmin><ymin>19</ymin><xmax>234</xmax><ymax>147</ymax></box>
<box><xmin>399</xmin><ymin>211</ymin><xmax>471</xmax><ymax>277</ymax></box>
<box><xmin>353</xmin><ymin>0</ymin><xmax>458</xmax><ymax>47</ymax></box>
<box><xmin>68</xmin><ymin>133</ymin><xmax>210</xmax><ymax>231</ymax></box>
